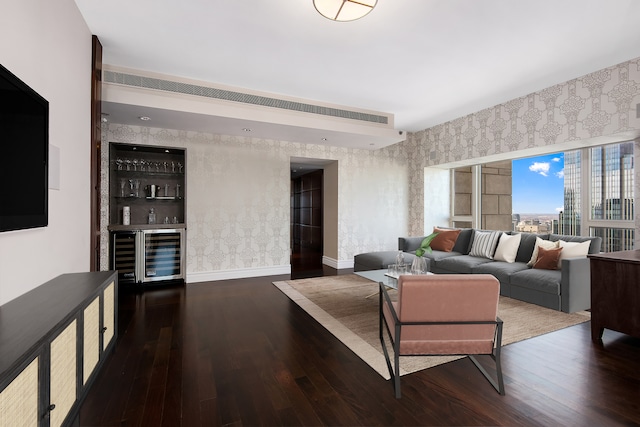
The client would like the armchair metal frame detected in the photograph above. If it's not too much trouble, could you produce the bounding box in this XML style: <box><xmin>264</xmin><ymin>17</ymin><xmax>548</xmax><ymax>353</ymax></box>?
<box><xmin>379</xmin><ymin>281</ymin><xmax>505</xmax><ymax>398</ymax></box>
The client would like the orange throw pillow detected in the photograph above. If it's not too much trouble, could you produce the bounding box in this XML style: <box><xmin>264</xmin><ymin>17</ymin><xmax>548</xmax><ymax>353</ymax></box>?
<box><xmin>430</xmin><ymin>227</ymin><xmax>461</xmax><ymax>252</ymax></box>
<box><xmin>533</xmin><ymin>246</ymin><xmax>563</xmax><ymax>270</ymax></box>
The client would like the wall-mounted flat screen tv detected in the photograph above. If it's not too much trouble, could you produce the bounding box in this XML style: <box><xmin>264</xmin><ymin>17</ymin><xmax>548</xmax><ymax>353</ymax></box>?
<box><xmin>0</xmin><ymin>64</ymin><xmax>49</xmax><ymax>232</ymax></box>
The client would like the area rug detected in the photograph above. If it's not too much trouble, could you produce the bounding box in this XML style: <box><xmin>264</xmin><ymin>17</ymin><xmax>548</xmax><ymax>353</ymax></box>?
<box><xmin>272</xmin><ymin>274</ymin><xmax>590</xmax><ymax>380</ymax></box>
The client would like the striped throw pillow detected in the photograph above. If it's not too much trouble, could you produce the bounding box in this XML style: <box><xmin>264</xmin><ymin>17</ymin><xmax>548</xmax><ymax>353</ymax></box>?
<box><xmin>469</xmin><ymin>230</ymin><xmax>501</xmax><ymax>259</ymax></box>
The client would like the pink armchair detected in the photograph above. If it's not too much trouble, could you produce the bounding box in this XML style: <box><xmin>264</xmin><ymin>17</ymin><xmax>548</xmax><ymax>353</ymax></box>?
<box><xmin>379</xmin><ymin>274</ymin><xmax>504</xmax><ymax>398</ymax></box>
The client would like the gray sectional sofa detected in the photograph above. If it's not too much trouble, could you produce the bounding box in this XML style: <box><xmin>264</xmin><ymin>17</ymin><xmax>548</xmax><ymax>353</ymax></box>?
<box><xmin>354</xmin><ymin>228</ymin><xmax>602</xmax><ymax>313</ymax></box>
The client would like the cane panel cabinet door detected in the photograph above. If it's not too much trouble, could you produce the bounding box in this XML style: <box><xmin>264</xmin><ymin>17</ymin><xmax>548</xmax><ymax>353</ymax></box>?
<box><xmin>0</xmin><ymin>357</ymin><xmax>39</xmax><ymax>427</ymax></box>
<box><xmin>49</xmin><ymin>321</ymin><xmax>77</xmax><ymax>427</ymax></box>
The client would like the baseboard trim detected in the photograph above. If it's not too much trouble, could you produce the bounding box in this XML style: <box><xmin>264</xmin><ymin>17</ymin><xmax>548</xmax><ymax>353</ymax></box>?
<box><xmin>187</xmin><ymin>265</ymin><xmax>291</xmax><ymax>283</ymax></box>
<box><xmin>323</xmin><ymin>256</ymin><xmax>354</xmax><ymax>270</ymax></box>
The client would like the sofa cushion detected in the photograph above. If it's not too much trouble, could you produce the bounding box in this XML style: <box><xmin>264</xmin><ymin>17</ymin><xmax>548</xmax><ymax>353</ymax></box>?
<box><xmin>435</xmin><ymin>255</ymin><xmax>493</xmax><ymax>274</ymax></box>
<box><xmin>557</xmin><ymin>239</ymin><xmax>590</xmax><ymax>268</ymax></box>
<box><xmin>533</xmin><ymin>246</ymin><xmax>563</xmax><ymax>270</ymax></box>
<box><xmin>421</xmin><ymin>250</ymin><xmax>465</xmax><ymax>264</ymax></box>
<box><xmin>548</xmin><ymin>233</ymin><xmax>601</xmax><ymax>254</ymax></box>
<box><xmin>472</xmin><ymin>261</ymin><xmax>530</xmax><ymax>285</ymax></box>
<box><xmin>354</xmin><ymin>251</ymin><xmax>416</xmax><ymax>272</ymax></box>
<box><xmin>513</xmin><ymin>233</ymin><xmax>548</xmax><ymax>264</ymax></box>
<box><xmin>469</xmin><ymin>230</ymin><xmax>501</xmax><ymax>259</ymax></box>
<box><xmin>509</xmin><ymin>268</ymin><xmax>562</xmax><ymax>295</ymax></box>
<box><xmin>527</xmin><ymin>237</ymin><xmax>560</xmax><ymax>266</ymax></box>
<box><xmin>494</xmin><ymin>233</ymin><xmax>521</xmax><ymax>263</ymax></box>
<box><xmin>431</xmin><ymin>227</ymin><xmax>461</xmax><ymax>252</ymax></box>
<box><xmin>451</xmin><ymin>228</ymin><xmax>474</xmax><ymax>255</ymax></box>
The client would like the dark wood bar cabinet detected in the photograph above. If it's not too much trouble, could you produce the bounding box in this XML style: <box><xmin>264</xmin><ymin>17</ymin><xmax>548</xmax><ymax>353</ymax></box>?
<box><xmin>588</xmin><ymin>250</ymin><xmax>640</xmax><ymax>341</ymax></box>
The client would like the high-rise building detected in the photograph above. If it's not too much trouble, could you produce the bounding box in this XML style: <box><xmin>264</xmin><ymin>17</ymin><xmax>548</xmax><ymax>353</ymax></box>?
<box><xmin>589</xmin><ymin>142</ymin><xmax>634</xmax><ymax>252</ymax></box>
<box><xmin>562</xmin><ymin>142</ymin><xmax>634</xmax><ymax>252</ymax></box>
<box><xmin>561</xmin><ymin>151</ymin><xmax>581</xmax><ymax>235</ymax></box>
<box><xmin>511</xmin><ymin>213</ymin><xmax>520</xmax><ymax>231</ymax></box>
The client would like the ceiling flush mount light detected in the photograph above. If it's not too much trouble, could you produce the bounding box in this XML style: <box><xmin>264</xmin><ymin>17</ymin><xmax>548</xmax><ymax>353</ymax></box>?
<box><xmin>138</xmin><ymin>116</ymin><xmax>151</xmax><ymax>121</ymax></box>
<box><xmin>313</xmin><ymin>0</ymin><xmax>377</xmax><ymax>22</ymax></box>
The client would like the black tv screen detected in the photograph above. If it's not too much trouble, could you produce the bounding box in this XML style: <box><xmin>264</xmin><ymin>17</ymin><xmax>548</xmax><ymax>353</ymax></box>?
<box><xmin>0</xmin><ymin>64</ymin><xmax>49</xmax><ymax>232</ymax></box>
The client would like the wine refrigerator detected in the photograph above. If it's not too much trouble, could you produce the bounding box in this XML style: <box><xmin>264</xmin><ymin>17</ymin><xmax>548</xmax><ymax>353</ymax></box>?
<box><xmin>110</xmin><ymin>228</ymin><xmax>185</xmax><ymax>285</ymax></box>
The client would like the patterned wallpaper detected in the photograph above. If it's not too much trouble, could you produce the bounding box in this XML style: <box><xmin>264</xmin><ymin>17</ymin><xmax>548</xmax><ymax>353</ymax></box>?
<box><xmin>405</xmin><ymin>57</ymin><xmax>640</xmax><ymax>239</ymax></box>
<box><xmin>99</xmin><ymin>126</ymin><xmax>410</xmax><ymax>278</ymax></box>
<box><xmin>100</xmin><ymin>57</ymin><xmax>640</xmax><ymax>275</ymax></box>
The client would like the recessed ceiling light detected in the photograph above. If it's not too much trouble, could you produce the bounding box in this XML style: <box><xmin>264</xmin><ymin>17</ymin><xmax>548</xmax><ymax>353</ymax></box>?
<box><xmin>242</xmin><ymin>128</ymin><xmax>251</xmax><ymax>132</ymax></box>
<box><xmin>321</xmin><ymin>138</ymin><xmax>328</xmax><ymax>141</ymax></box>
<box><xmin>139</xmin><ymin>116</ymin><xmax>151</xmax><ymax>121</ymax></box>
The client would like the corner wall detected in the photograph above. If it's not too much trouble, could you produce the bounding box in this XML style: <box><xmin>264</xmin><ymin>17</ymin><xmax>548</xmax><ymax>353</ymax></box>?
<box><xmin>0</xmin><ymin>0</ymin><xmax>92</xmax><ymax>304</ymax></box>
<box><xmin>407</xmin><ymin>57</ymin><xmax>640</xmax><ymax>238</ymax></box>
<box><xmin>100</xmin><ymin>125</ymin><xmax>411</xmax><ymax>278</ymax></box>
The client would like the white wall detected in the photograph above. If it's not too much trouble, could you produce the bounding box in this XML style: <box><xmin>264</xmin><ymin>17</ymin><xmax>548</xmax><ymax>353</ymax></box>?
<box><xmin>0</xmin><ymin>0</ymin><xmax>92</xmax><ymax>304</ymax></box>
<box><xmin>423</xmin><ymin>168</ymin><xmax>450</xmax><ymax>231</ymax></box>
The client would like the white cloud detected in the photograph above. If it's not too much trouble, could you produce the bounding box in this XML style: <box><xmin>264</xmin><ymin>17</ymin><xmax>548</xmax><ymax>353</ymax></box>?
<box><xmin>552</xmin><ymin>157</ymin><xmax>561</xmax><ymax>162</ymax></box>
<box><xmin>555</xmin><ymin>169</ymin><xmax>564</xmax><ymax>178</ymax></box>
<box><xmin>555</xmin><ymin>207</ymin><xmax>563</xmax><ymax>212</ymax></box>
<box><xmin>529</xmin><ymin>162</ymin><xmax>550</xmax><ymax>176</ymax></box>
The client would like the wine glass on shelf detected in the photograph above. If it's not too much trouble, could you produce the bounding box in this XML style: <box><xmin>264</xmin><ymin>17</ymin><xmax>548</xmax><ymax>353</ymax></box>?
<box><xmin>132</xmin><ymin>159</ymin><xmax>139</xmax><ymax>171</ymax></box>
<box><xmin>115</xmin><ymin>158</ymin><xmax>123</xmax><ymax>171</ymax></box>
<box><xmin>124</xmin><ymin>159</ymin><xmax>132</xmax><ymax>171</ymax></box>
<box><xmin>119</xmin><ymin>179</ymin><xmax>126</xmax><ymax>197</ymax></box>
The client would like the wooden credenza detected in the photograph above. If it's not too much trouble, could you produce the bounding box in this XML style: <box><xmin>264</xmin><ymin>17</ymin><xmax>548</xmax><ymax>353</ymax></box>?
<box><xmin>588</xmin><ymin>251</ymin><xmax>640</xmax><ymax>341</ymax></box>
<box><xmin>0</xmin><ymin>271</ymin><xmax>117</xmax><ymax>427</ymax></box>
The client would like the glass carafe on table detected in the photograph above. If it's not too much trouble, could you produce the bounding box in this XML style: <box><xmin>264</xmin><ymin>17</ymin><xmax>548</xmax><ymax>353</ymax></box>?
<box><xmin>396</xmin><ymin>251</ymin><xmax>406</xmax><ymax>275</ymax></box>
<box><xmin>410</xmin><ymin>256</ymin><xmax>428</xmax><ymax>275</ymax></box>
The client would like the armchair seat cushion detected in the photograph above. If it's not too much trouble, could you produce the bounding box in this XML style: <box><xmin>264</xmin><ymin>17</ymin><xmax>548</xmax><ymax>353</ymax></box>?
<box><xmin>400</xmin><ymin>339</ymin><xmax>495</xmax><ymax>355</ymax></box>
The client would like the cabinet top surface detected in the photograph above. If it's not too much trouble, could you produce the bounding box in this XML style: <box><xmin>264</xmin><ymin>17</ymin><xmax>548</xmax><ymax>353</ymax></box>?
<box><xmin>108</xmin><ymin>224</ymin><xmax>186</xmax><ymax>231</ymax></box>
<box><xmin>0</xmin><ymin>271</ymin><xmax>117</xmax><ymax>379</ymax></box>
<box><xmin>588</xmin><ymin>250</ymin><xmax>640</xmax><ymax>264</ymax></box>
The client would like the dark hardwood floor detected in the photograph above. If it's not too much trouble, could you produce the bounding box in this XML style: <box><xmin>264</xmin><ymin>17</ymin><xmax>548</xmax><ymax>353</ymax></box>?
<box><xmin>79</xmin><ymin>255</ymin><xmax>640</xmax><ymax>426</ymax></box>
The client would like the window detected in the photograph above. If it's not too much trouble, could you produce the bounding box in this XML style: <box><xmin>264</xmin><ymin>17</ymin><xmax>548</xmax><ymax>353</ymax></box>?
<box><xmin>456</xmin><ymin>141</ymin><xmax>635</xmax><ymax>253</ymax></box>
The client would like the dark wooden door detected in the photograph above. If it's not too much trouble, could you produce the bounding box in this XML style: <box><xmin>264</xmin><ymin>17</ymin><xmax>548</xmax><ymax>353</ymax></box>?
<box><xmin>291</xmin><ymin>170</ymin><xmax>323</xmax><ymax>273</ymax></box>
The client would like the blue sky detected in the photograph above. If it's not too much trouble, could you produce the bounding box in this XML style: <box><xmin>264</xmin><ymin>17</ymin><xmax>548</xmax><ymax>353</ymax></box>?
<box><xmin>512</xmin><ymin>153</ymin><xmax>564</xmax><ymax>214</ymax></box>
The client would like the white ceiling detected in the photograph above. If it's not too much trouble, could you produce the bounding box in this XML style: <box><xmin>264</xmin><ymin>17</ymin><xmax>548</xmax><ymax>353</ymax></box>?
<box><xmin>75</xmin><ymin>0</ymin><xmax>640</xmax><ymax>147</ymax></box>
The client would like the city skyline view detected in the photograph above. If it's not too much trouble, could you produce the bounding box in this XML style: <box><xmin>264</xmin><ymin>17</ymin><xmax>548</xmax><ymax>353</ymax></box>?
<box><xmin>512</xmin><ymin>153</ymin><xmax>564</xmax><ymax>215</ymax></box>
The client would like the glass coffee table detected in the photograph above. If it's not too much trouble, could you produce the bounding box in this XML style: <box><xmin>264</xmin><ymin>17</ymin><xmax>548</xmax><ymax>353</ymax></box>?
<box><xmin>355</xmin><ymin>269</ymin><xmax>433</xmax><ymax>298</ymax></box>
<box><xmin>355</xmin><ymin>269</ymin><xmax>400</xmax><ymax>291</ymax></box>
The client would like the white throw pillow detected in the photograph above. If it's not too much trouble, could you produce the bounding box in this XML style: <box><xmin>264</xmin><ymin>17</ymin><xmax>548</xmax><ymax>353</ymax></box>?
<box><xmin>527</xmin><ymin>237</ymin><xmax>559</xmax><ymax>266</ymax></box>
<box><xmin>493</xmin><ymin>233</ymin><xmax>522</xmax><ymax>263</ymax></box>
<box><xmin>469</xmin><ymin>230</ymin><xmax>501</xmax><ymax>259</ymax></box>
<box><xmin>557</xmin><ymin>240</ymin><xmax>591</xmax><ymax>268</ymax></box>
